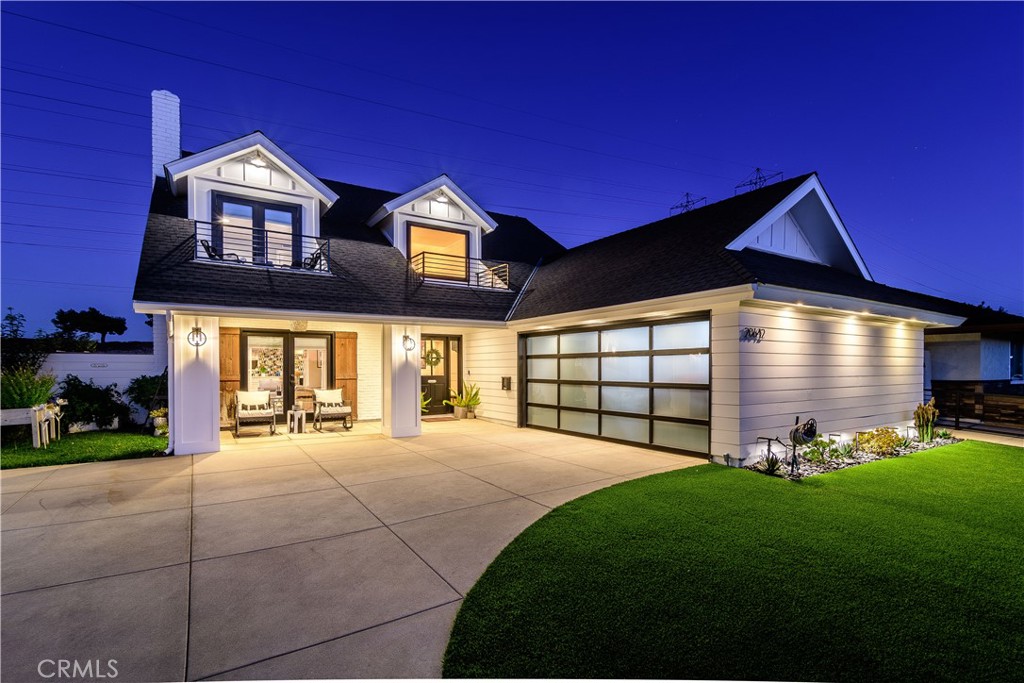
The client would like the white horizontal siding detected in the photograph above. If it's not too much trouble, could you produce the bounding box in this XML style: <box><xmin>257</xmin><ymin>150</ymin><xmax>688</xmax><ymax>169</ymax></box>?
<box><xmin>737</xmin><ymin>305</ymin><xmax>924</xmax><ymax>461</ymax></box>
<box><xmin>463</xmin><ymin>327</ymin><xmax>519</xmax><ymax>425</ymax></box>
<box><xmin>710</xmin><ymin>302</ymin><xmax>741</xmax><ymax>460</ymax></box>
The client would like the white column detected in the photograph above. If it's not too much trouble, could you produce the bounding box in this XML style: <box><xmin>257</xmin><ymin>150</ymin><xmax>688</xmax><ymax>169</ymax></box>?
<box><xmin>170</xmin><ymin>315</ymin><xmax>221</xmax><ymax>454</ymax></box>
<box><xmin>381</xmin><ymin>324</ymin><xmax>421</xmax><ymax>438</ymax></box>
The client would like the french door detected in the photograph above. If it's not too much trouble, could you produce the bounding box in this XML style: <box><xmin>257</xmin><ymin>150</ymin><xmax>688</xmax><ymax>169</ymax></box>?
<box><xmin>242</xmin><ymin>332</ymin><xmax>332</xmax><ymax>417</ymax></box>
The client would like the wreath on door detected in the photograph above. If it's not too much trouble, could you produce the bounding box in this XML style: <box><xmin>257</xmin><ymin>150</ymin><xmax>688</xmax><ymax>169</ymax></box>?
<box><xmin>423</xmin><ymin>348</ymin><xmax>443</xmax><ymax>368</ymax></box>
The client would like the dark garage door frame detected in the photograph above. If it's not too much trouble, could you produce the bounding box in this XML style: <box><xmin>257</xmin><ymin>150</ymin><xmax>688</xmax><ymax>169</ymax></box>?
<box><xmin>518</xmin><ymin>313</ymin><xmax>712</xmax><ymax>457</ymax></box>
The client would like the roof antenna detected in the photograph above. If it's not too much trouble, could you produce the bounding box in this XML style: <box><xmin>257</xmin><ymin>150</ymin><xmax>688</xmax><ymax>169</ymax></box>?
<box><xmin>734</xmin><ymin>167</ymin><xmax>783</xmax><ymax>195</ymax></box>
<box><xmin>669</xmin><ymin>192</ymin><xmax>707</xmax><ymax>215</ymax></box>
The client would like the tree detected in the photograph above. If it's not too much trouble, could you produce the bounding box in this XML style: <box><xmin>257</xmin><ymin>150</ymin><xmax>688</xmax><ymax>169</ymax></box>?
<box><xmin>2</xmin><ymin>307</ymin><xmax>26</xmax><ymax>338</ymax></box>
<box><xmin>52</xmin><ymin>307</ymin><xmax>127</xmax><ymax>346</ymax></box>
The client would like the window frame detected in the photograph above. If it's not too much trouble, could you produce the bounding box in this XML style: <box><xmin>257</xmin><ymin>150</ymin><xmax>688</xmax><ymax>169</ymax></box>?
<box><xmin>213</xmin><ymin>192</ymin><xmax>303</xmax><ymax>266</ymax></box>
<box><xmin>407</xmin><ymin>223</ymin><xmax>470</xmax><ymax>282</ymax></box>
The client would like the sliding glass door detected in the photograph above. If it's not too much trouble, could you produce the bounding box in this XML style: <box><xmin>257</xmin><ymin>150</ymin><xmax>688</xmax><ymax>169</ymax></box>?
<box><xmin>243</xmin><ymin>332</ymin><xmax>331</xmax><ymax>417</ymax></box>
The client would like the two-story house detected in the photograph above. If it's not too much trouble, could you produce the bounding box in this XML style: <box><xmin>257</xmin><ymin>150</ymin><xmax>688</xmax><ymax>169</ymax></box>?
<box><xmin>134</xmin><ymin>90</ymin><xmax>968</xmax><ymax>462</ymax></box>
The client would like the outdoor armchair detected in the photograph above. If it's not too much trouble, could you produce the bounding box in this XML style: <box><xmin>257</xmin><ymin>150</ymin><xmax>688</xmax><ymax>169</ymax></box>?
<box><xmin>313</xmin><ymin>388</ymin><xmax>352</xmax><ymax>431</ymax></box>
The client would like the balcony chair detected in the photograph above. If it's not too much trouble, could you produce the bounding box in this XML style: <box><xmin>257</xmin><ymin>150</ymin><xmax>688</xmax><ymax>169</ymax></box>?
<box><xmin>200</xmin><ymin>239</ymin><xmax>245</xmax><ymax>264</ymax></box>
<box><xmin>235</xmin><ymin>390</ymin><xmax>277</xmax><ymax>436</ymax></box>
<box><xmin>313</xmin><ymin>388</ymin><xmax>353</xmax><ymax>432</ymax></box>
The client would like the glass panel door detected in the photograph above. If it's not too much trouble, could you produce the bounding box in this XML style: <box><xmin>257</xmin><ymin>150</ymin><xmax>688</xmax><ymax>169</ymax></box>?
<box><xmin>292</xmin><ymin>336</ymin><xmax>330</xmax><ymax>413</ymax></box>
<box><xmin>246</xmin><ymin>335</ymin><xmax>285</xmax><ymax>415</ymax></box>
<box><xmin>420</xmin><ymin>335</ymin><xmax>461</xmax><ymax>415</ymax></box>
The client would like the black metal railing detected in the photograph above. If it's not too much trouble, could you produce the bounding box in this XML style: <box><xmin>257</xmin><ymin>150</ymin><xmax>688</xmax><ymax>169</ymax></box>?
<box><xmin>409</xmin><ymin>251</ymin><xmax>510</xmax><ymax>289</ymax></box>
<box><xmin>193</xmin><ymin>220</ymin><xmax>330</xmax><ymax>273</ymax></box>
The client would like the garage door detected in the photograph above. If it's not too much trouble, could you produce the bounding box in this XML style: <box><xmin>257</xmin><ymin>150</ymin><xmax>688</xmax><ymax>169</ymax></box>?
<box><xmin>522</xmin><ymin>316</ymin><xmax>710</xmax><ymax>455</ymax></box>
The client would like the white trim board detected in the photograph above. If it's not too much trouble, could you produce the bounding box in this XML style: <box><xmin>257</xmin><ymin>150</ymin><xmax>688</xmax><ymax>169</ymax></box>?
<box><xmin>367</xmin><ymin>174</ymin><xmax>498</xmax><ymax>232</ymax></box>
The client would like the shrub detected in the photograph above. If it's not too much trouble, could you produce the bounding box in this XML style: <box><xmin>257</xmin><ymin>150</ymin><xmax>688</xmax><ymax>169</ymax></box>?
<box><xmin>756</xmin><ymin>451</ymin><xmax>784</xmax><ymax>476</ymax></box>
<box><xmin>833</xmin><ymin>441</ymin><xmax>856</xmax><ymax>459</ymax></box>
<box><xmin>914</xmin><ymin>398</ymin><xmax>939</xmax><ymax>442</ymax></box>
<box><xmin>936</xmin><ymin>429</ymin><xmax>953</xmax><ymax>440</ymax></box>
<box><xmin>858</xmin><ymin>427</ymin><xmax>903</xmax><ymax>457</ymax></box>
<box><xmin>0</xmin><ymin>367</ymin><xmax>56</xmax><ymax>408</ymax></box>
<box><xmin>125</xmin><ymin>371</ymin><xmax>168</xmax><ymax>412</ymax></box>
<box><xmin>58</xmin><ymin>375</ymin><xmax>129</xmax><ymax>430</ymax></box>
<box><xmin>801</xmin><ymin>437</ymin><xmax>834</xmax><ymax>463</ymax></box>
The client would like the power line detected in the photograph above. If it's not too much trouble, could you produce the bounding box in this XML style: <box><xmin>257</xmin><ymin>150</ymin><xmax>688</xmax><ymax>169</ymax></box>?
<box><xmin>3</xmin><ymin>278</ymin><xmax>133</xmax><ymax>290</ymax></box>
<box><xmin>2</xmin><ymin>67</ymin><xmax>687</xmax><ymax>198</ymax></box>
<box><xmin>1</xmin><ymin>132</ymin><xmax>148</xmax><ymax>158</ymax></box>
<box><xmin>2</xmin><ymin>240</ymin><xmax>139</xmax><ymax>254</ymax></box>
<box><xmin>2</xmin><ymin>221</ymin><xmax>144</xmax><ymax>237</ymax></box>
<box><xmin>1</xmin><ymin>164</ymin><xmax>151</xmax><ymax>187</ymax></box>
<box><xmin>2</xmin><ymin>200</ymin><xmax>148</xmax><ymax>218</ymax></box>
<box><xmin>124</xmin><ymin>0</ymin><xmax>757</xmax><ymax>172</ymax></box>
<box><xmin>1</xmin><ymin>8</ymin><xmax>740</xmax><ymax>182</ymax></box>
<box><xmin>2</xmin><ymin>189</ymin><xmax>149</xmax><ymax>207</ymax></box>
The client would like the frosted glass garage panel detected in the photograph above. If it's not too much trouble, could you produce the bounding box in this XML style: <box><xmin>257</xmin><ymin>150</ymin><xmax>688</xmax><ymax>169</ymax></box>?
<box><xmin>527</xmin><ymin>358</ymin><xmax>558</xmax><ymax>380</ymax></box>
<box><xmin>653</xmin><ymin>321</ymin><xmax>709</xmax><ymax>350</ymax></box>
<box><xmin>560</xmin><ymin>410</ymin><xmax>599</xmax><ymax>435</ymax></box>
<box><xmin>602</xmin><ymin>415</ymin><xmax>648</xmax><ymax>444</ymax></box>
<box><xmin>653</xmin><ymin>421</ymin><xmax>708</xmax><ymax>453</ymax></box>
<box><xmin>527</xmin><ymin>382</ymin><xmax>558</xmax><ymax>406</ymax></box>
<box><xmin>653</xmin><ymin>353</ymin><xmax>709</xmax><ymax>384</ymax></box>
<box><xmin>560</xmin><ymin>357</ymin><xmax>598</xmax><ymax>381</ymax></box>
<box><xmin>601</xmin><ymin>326</ymin><xmax>648</xmax><ymax>353</ymax></box>
<box><xmin>527</xmin><ymin>406</ymin><xmax>557</xmax><ymax>429</ymax></box>
<box><xmin>527</xmin><ymin>335</ymin><xmax>557</xmax><ymax>355</ymax></box>
<box><xmin>653</xmin><ymin>388</ymin><xmax>709</xmax><ymax>420</ymax></box>
<box><xmin>561</xmin><ymin>384</ymin><xmax>599</xmax><ymax>410</ymax></box>
<box><xmin>601</xmin><ymin>386</ymin><xmax>649</xmax><ymax>414</ymax></box>
<box><xmin>559</xmin><ymin>331</ymin><xmax>598</xmax><ymax>354</ymax></box>
<box><xmin>602</xmin><ymin>355</ymin><xmax>649</xmax><ymax>382</ymax></box>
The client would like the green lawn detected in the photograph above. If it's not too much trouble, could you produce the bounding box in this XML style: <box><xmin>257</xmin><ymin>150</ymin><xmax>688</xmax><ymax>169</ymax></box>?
<box><xmin>0</xmin><ymin>430</ymin><xmax>168</xmax><ymax>469</ymax></box>
<box><xmin>444</xmin><ymin>441</ymin><xmax>1024</xmax><ymax>681</ymax></box>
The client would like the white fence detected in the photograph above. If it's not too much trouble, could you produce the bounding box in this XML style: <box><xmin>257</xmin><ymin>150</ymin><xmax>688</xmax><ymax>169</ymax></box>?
<box><xmin>41</xmin><ymin>352</ymin><xmax>165</xmax><ymax>423</ymax></box>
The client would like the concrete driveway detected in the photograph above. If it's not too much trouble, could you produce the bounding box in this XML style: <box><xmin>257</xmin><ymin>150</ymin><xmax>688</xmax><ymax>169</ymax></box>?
<box><xmin>1</xmin><ymin>421</ymin><xmax>703</xmax><ymax>681</ymax></box>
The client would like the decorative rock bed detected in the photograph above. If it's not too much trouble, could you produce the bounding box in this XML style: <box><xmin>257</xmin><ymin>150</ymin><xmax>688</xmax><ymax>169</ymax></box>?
<box><xmin>746</xmin><ymin>436</ymin><xmax>963</xmax><ymax>479</ymax></box>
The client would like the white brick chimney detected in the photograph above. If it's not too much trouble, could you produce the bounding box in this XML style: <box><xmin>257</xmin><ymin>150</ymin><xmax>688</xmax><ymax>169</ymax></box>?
<box><xmin>151</xmin><ymin>90</ymin><xmax>181</xmax><ymax>180</ymax></box>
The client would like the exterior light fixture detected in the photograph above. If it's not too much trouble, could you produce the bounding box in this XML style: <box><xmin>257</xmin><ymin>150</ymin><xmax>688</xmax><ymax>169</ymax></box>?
<box><xmin>187</xmin><ymin>326</ymin><xmax>208</xmax><ymax>347</ymax></box>
<box><xmin>435</xmin><ymin>192</ymin><xmax>449</xmax><ymax>203</ymax></box>
<box><xmin>402</xmin><ymin>334</ymin><xmax>417</xmax><ymax>352</ymax></box>
<box><xmin>247</xmin><ymin>151</ymin><xmax>268</xmax><ymax>168</ymax></box>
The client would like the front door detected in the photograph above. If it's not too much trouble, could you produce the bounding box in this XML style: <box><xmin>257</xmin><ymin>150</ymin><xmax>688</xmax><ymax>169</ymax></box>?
<box><xmin>421</xmin><ymin>335</ymin><xmax>461</xmax><ymax>415</ymax></box>
<box><xmin>242</xmin><ymin>332</ymin><xmax>332</xmax><ymax>419</ymax></box>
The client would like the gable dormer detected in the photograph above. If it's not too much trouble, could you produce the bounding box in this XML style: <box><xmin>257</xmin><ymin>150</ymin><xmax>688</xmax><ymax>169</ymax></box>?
<box><xmin>163</xmin><ymin>133</ymin><xmax>339</xmax><ymax>272</ymax></box>
<box><xmin>368</xmin><ymin>175</ymin><xmax>509</xmax><ymax>288</ymax></box>
<box><xmin>726</xmin><ymin>174</ymin><xmax>872</xmax><ymax>279</ymax></box>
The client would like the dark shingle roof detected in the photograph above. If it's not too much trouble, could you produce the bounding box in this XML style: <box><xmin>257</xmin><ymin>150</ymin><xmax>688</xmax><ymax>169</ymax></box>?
<box><xmin>136</xmin><ymin>176</ymin><xmax>552</xmax><ymax>321</ymax></box>
<box><xmin>138</xmin><ymin>169</ymin><xmax>1008</xmax><ymax>326</ymax></box>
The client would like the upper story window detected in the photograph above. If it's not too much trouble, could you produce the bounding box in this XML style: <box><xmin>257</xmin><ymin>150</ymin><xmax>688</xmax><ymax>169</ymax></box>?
<box><xmin>205</xmin><ymin>193</ymin><xmax>306</xmax><ymax>268</ymax></box>
<box><xmin>409</xmin><ymin>224</ymin><xmax>469</xmax><ymax>281</ymax></box>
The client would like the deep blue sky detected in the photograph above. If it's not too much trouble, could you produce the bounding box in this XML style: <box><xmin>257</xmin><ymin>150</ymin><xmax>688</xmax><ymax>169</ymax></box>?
<box><xmin>2</xmin><ymin>2</ymin><xmax>1021</xmax><ymax>341</ymax></box>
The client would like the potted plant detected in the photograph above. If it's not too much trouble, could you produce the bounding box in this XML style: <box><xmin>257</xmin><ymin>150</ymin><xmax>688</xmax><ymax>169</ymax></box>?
<box><xmin>463</xmin><ymin>383</ymin><xmax>481</xmax><ymax>419</ymax></box>
<box><xmin>150</xmin><ymin>407</ymin><xmax>169</xmax><ymax>436</ymax></box>
<box><xmin>444</xmin><ymin>383</ymin><xmax>481</xmax><ymax>419</ymax></box>
<box><xmin>420</xmin><ymin>391</ymin><xmax>431</xmax><ymax>415</ymax></box>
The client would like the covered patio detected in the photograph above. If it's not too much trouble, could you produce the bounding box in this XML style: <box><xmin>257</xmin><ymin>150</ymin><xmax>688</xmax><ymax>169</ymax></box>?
<box><xmin>1</xmin><ymin>421</ymin><xmax>703</xmax><ymax>681</ymax></box>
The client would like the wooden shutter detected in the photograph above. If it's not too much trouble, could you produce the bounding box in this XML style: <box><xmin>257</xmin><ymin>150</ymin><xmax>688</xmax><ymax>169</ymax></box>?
<box><xmin>334</xmin><ymin>332</ymin><xmax>358</xmax><ymax>419</ymax></box>
<box><xmin>219</xmin><ymin>328</ymin><xmax>240</xmax><ymax>424</ymax></box>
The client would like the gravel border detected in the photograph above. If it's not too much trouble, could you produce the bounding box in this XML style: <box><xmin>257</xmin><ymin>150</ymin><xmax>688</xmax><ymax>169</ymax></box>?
<box><xmin>746</xmin><ymin>436</ymin><xmax>964</xmax><ymax>479</ymax></box>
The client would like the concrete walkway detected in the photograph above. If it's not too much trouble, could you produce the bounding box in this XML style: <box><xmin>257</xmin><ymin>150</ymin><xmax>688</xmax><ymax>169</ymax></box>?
<box><xmin>1</xmin><ymin>421</ymin><xmax>704</xmax><ymax>681</ymax></box>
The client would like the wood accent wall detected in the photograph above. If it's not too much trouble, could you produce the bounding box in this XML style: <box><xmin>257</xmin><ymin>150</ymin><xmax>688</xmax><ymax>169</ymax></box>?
<box><xmin>219</xmin><ymin>327</ymin><xmax>240</xmax><ymax>424</ymax></box>
<box><xmin>334</xmin><ymin>332</ymin><xmax>359</xmax><ymax>419</ymax></box>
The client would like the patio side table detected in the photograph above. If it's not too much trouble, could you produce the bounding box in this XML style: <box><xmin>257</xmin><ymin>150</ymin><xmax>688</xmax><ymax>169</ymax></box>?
<box><xmin>287</xmin><ymin>409</ymin><xmax>306</xmax><ymax>434</ymax></box>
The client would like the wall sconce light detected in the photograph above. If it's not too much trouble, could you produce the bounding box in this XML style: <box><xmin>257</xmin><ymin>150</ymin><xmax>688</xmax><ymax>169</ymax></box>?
<box><xmin>187</xmin><ymin>326</ymin><xmax>208</xmax><ymax>347</ymax></box>
<box><xmin>401</xmin><ymin>334</ymin><xmax>417</xmax><ymax>352</ymax></box>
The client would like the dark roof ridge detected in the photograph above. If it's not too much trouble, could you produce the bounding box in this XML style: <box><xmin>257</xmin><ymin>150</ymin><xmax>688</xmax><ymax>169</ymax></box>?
<box><xmin>557</xmin><ymin>172</ymin><xmax>815</xmax><ymax>256</ymax></box>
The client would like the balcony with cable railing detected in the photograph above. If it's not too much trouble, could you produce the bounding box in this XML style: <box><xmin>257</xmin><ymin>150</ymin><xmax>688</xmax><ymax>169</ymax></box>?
<box><xmin>409</xmin><ymin>251</ymin><xmax>511</xmax><ymax>290</ymax></box>
<box><xmin>192</xmin><ymin>220</ymin><xmax>330</xmax><ymax>273</ymax></box>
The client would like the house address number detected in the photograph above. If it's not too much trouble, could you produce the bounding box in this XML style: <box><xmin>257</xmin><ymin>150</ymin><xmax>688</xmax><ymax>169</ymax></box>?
<box><xmin>740</xmin><ymin>327</ymin><xmax>766</xmax><ymax>343</ymax></box>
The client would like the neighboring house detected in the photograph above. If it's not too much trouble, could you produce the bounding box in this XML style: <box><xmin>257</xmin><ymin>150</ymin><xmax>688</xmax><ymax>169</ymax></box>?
<box><xmin>134</xmin><ymin>90</ymin><xmax>974</xmax><ymax>462</ymax></box>
<box><xmin>923</xmin><ymin>307</ymin><xmax>1024</xmax><ymax>428</ymax></box>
